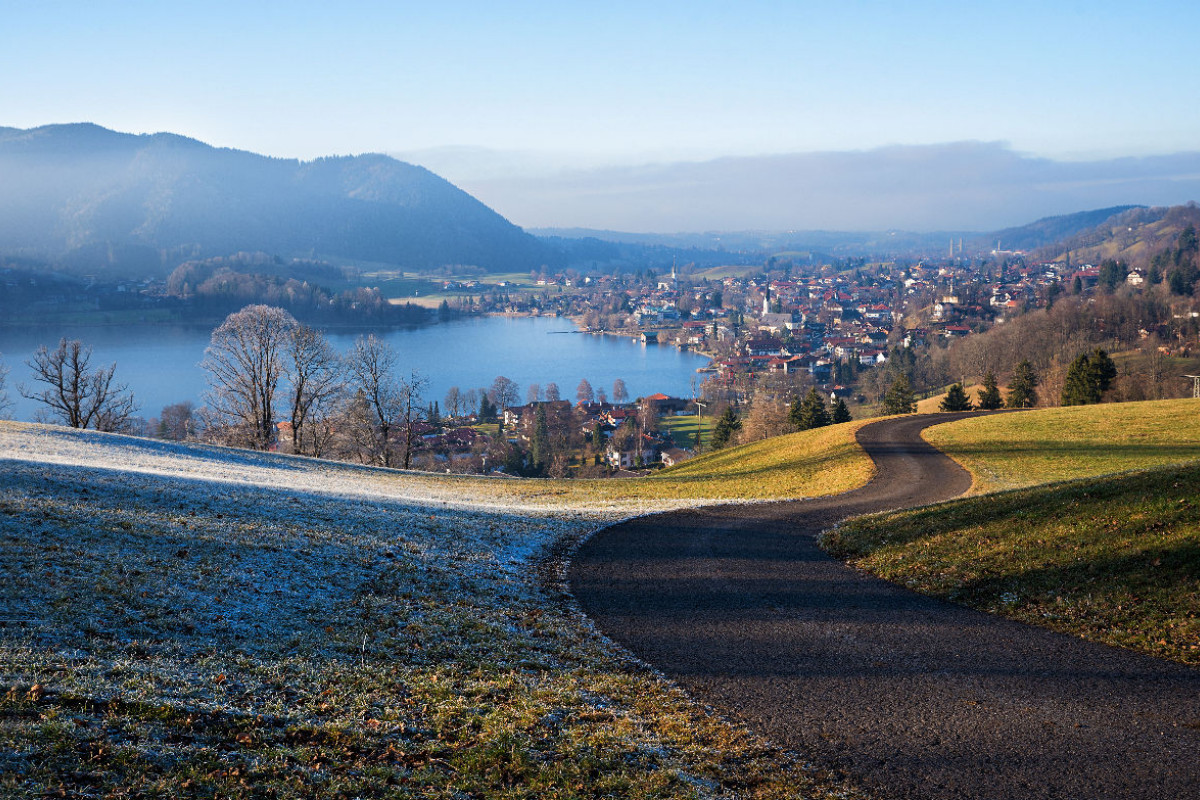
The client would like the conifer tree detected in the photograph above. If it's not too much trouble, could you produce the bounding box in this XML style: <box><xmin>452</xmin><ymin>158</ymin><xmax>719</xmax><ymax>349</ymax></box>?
<box><xmin>976</xmin><ymin>369</ymin><xmax>1003</xmax><ymax>410</ymax></box>
<box><xmin>1061</xmin><ymin>349</ymin><xmax>1118</xmax><ymax>406</ymax></box>
<box><xmin>529</xmin><ymin>403</ymin><xmax>551</xmax><ymax>475</ymax></box>
<box><xmin>1005</xmin><ymin>360</ymin><xmax>1039</xmax><ymax>408</ymax></box>
<box><xmin>831</xmin><ymin>397</ymin><xmax>852</xmax><ymax>424</ymax></box>
<box><xmin>939</xmin><ymin>383</ymin><xmax>974</xmax><ymax>412</ymax></box>
<box><xmin>710</xmin><ymin>406</ymin><xmax>742</xmax><ymax>449</ymax></box>
<box><xmin>882</xmin><ymin>375</ymin><xmax>916</xmax><ymax>415</ymax></box>
<box><xmin>790</xmin><ymin>387</ymin><xmax>831</xmax><ymax>430</ymax></box>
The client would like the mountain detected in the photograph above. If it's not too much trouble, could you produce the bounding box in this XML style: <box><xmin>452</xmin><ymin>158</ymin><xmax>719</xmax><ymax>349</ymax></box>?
<box><xmin>975</xmin><ymin>206</ymin><xmax>1144</xmax><ymax>253</ymax></box>
<box><xmin>1031</xmin><ymin>203</ymin><xmax>1200</xmax><ymax>267</ymax></box>
<box><xmin>0</xmin><ymin>123</ymin><xmax>559</xmax><ymax>276</ymax></box>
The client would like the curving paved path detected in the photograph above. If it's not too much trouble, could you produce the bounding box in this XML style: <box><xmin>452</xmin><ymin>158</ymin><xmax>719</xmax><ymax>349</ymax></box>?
<box><xmin>570</xmin><ymin>413</ymin><xmax>1200</xmax><ymax>800</ymax></box>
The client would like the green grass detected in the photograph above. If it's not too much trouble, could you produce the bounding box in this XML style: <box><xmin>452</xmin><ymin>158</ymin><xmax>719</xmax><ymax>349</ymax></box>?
<box><xmin>656</xmin><ymin>415</ymin><xmax>715</xmax><ymax>449</ymax></box>
<box><xmin>645</xmin><ymin>420</ymin><xmax>873</xmax><ymax>499</ymax></box>
<box><xmin>923</xmin><ymin>398</ymin><xmax>1200</xmax><ymax>493</ymax></box>
<box><xmin>823</xmin><ymin>462</ymin><xmax>1200</xmax><ymax>667</ymax></box>
<box><xmin>359</xmin><ymin>419</ymin><xmax>876</xmax><ymax>506</ymax></box>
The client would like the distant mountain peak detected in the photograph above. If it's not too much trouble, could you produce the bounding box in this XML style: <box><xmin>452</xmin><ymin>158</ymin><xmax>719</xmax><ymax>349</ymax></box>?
<box><xmin>0</xmin><ymin>123</ymin><xmax>558</xmax><ymax>275</ymax></box>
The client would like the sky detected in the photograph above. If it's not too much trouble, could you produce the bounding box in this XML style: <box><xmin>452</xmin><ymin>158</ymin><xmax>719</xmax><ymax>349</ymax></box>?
<box><xmin>4</xmin><ymin>1</ymin><xmax>1199</xmax><ymax>230</ymax></box>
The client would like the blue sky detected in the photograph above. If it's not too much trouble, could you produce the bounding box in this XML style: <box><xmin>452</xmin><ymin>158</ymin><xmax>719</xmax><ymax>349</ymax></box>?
<box><xmin>4</xmin><ymin>1</ymin><xmax>1199</xmax><ymax>229</ymax></box>
<box><xmin>5</xmin><ymin>1</ymin><xmax>1197</xmax><ymax>161</ymax></box>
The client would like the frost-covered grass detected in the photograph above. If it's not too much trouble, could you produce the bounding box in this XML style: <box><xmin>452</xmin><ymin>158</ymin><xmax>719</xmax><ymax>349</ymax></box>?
<box><xmin>0</xmin><ymin>417</ymin><xmax>872</xmax><ymax>509</ymax></box>
<box><xmin>0</xmin><ymin>423</ymin><xmax>865</xmax><ymax>799</ymax></box>
<box><xmin>922</xmin><ymin>398</ymin><xmax>1200</xmax><ymax>493</ymax></box>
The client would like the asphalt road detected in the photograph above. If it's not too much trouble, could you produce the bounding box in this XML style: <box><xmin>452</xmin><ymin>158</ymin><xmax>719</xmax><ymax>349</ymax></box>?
<box><xmin>570</xmin><ymin>413</ymin><xmax>1200</xmax><ymax>800</ymax></box>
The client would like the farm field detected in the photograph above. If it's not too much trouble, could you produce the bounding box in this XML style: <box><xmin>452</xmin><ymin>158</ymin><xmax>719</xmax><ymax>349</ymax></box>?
<box><xmin>0</xmin><ymin>421</ymin><xmax>863</xmax><ymax>799</ymax></box>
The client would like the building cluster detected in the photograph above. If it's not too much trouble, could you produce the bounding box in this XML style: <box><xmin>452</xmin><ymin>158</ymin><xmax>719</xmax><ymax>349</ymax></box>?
<box><xmin>485</xmin><ymin>254</ymin><xmax>1111</xmax><ymax>401</ymax></box>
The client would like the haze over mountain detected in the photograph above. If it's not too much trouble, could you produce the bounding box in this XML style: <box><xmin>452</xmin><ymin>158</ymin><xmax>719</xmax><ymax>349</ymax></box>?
<box><xmin>0</xmin><ymin>123</ymin><xmax>557</xmax><ymax>276</ymax></box>
<box><xmin>406</xmin><ymin>142</ymin><xmax>1200</xmax><ymax>233</ymax></box>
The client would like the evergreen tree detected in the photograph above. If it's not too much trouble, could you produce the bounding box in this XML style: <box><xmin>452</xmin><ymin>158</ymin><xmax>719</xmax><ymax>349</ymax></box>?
<box><xmin>882</xmin><ymin>375</ymin><xmax>916</xmax><ymax>415</ymax></box>
<box><xmin>529</xmin><ymin>403</ymin><xmax>551</xmax><ymax>475</ymax></box>
<box><xmin>976</xmin><ymin>369</ymin><xmax>1003</xmax><ymax>410</ymax></box>
<box><xmin>1005</xmin><ymin>360</ymin><xmax>1039</xmax><ymax>408</ymax></box>
<box><xmin>1091</xmin><ymin>348</ymin><xmax>1118</xmax><ymax>394</ymax></box>
<box><xmin>1097</xmin><ymin>259</ymin><xmax>1128</xmax><ymax>291</ymax></box>
<box><xmin>1061</xmin><ymin>349</ymin><xmax>1118</xmax><ymax>406</ymax></box>
<box><xmin>831</xmin><ymin>398</ymin><xmax>852</xmax><ymax>424</ymax></box>
<box><xmin>478</xmin><ymin>393</ymin><xmax>495</xmax><ymax>423</ymax></box>
<box><xmin>1061</xmin><ymin>354</ymin><xmax>1094</xmax><ymax>406</ymax></box>
<box><xmin>710</xmin><ymin>406</ymin><xmax>742</xmax><ymax>449</ymax></box>
<box><xmin>790</xmin><ymin>387</ymin><xmax>831</xmax><ymax>430</ymax></box>
<box><xmin>939</xmin><ymin>383</ymin><xmax>974</xmax><ymax>412</ymax></box>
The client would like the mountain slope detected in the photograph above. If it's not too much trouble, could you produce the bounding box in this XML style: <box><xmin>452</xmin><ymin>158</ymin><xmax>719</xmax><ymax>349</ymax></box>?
<box><xmin>977</xmin><ymin>205</ymin><xmax>1143</xmax><ymax>252</ymax></box>
<box><xmin>0</xmin><ymin>123</ymin><xmax>558</xmax><ymax>275</ymax></box>
<box><xmin>1031</xmin><ymin>203</ymin><xmax>1200</xmax><ymax>267</ymax></box>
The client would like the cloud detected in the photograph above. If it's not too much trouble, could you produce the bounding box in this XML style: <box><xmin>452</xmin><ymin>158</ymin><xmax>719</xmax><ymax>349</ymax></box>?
<box><xmin>425</xmin><ymin>142</ymin><xmax>1200</xmax><ymax>232</ymax></box>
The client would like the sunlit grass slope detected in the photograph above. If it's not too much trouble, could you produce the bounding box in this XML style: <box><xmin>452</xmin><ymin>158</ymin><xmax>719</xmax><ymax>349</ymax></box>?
<box><xmin>370</xmin><ymin>418</ymin><xmax>874</xmax><ymax>505</ymax></box>
<box><xmin>824</xmin><ymin>462</ymin><xmax>1200</xmax><ymax>666</ymax></box>
<box><xmin>923</xmin><ymin>398</ymin><xmax>1200</xmax><ymax>493</ymax></box>
<box><xmin>0</xmin><ymin>427</ymin><xmax>864</xmax><ymax>799</ymax></box>
<box><xmin>645</xmin><ymin>419</ymin><xmax>875</xmax><ymax>500</ymax></box>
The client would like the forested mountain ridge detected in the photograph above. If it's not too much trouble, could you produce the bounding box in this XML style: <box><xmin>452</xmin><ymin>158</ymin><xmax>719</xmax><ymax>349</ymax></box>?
<box><xmin>0</xmin><ymin>123</ymin><xmax>559</xmax><ymax>276</ymax></box>
<box><xmin>1033</xmin><ymin>204</ymin><xmax>1200</xmax><ymax>268</ymax></box>
<box><xmin>978</xmin><ymin>205</ymin><xmax>1143</xmax><ymax>252</ymax></box>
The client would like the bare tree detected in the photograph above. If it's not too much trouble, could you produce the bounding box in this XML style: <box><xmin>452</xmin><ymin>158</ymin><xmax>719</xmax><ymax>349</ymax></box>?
<box><xmin>0</xmin><ymin>354</ymin><xmax>12</xmax><ymax>419</ymax></box>
<box><xmin>346</xmin><ymin>334</ymin><xmax>403</xmax><ymax>467</ymax></box>
<box><xmin>202</xmin><ymin>305</ymin><xmax>298</xmax><ymax>449</ymax></box>
<box><xmin>398</xmin><ymin>371</ymin><xmax>429</xmax><ymax>470</ymax></box>
<box><xmin>544</xmin><ymin>382</ymin><xmax>560</xmax><ymax>402</ymax></box>
<box><xmin>612</xmin><ymin>378</ymin><xmax>628</xmax><ymax>404</ymax></box>
<box><xmin>526</xmin><ymin>382</ymin><xmax>541</xmax><ymax>404</ymax></box>
<box><xmin>462</xmin><ymin>388</ymin><xmax>479</xmax><ymax>418</ymax></box>
<box><xmin>156</xmin><ymin>401</ymin><xmax>197</xmax><ymax>440</ymax></box>
<box><xmin>20</xmin><ymin>339</ymin><xmax>138</xmax><ymax>431</ymax></box>
<box><xmin>284</xmin><ymin>324</ymin><xmax>343</xmax><ymax>456</ymax></box>
<box><xmin>444</xmin><ymin>386</ymin><xmax>463</xmax><ymax>419</ymax></box>
<box><xmin>576</xmin><ymin>378</ymin><xmax>594</xmax><ymax>404</ymax></box>
<box><xmin>489</xmin><ymin>376</ymin><xmax>520</xmax><ymax>415</ymax></box>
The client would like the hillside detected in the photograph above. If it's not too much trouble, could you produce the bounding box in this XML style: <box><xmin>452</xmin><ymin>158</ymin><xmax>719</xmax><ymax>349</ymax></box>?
<box><xmin>975</xmin><ymin>205</ymin><xmax>1143</xmax><ymax>253</ymax></box>
<box><xmin>0</xmin><ymin>124</ymin><xmax>558</xmax><ymax>276</ymax></box>
<box><xmin>922</xmin><ymin>399</ymin><xmax>1200</xmax><ymax>493</ymax></box>
<box><xmin>0</xmin><ymin>422</ymin><xmax>860</xmax><ymax>799</ymax></box>
<box><xmin>1033</xmin><ymin>203</ymin><xmax>1200</xmax><ymax>268</ymax></box>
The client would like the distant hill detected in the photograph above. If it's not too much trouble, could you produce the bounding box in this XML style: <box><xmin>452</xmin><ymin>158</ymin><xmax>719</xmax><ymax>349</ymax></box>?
<box><xmin>1031</xmin><ymin>204</ymin><xmax>1200</xmax><ymax>267</ymax></box>
<box><xmin>974</xmin><ymin>206</ymin><xmax>1144</xmax><ymax>253</ymax></box>
<box><xmin>0</xmin><ymin>123</ymin><xmax>559</xmax><ymax>276</ymax></box>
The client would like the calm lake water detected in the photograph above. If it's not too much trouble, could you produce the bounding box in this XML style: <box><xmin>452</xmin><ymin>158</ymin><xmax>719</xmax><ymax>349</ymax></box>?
<box><xmin>0</xmin><ymin>316</ymin><xmax>710</xmax><ymax>422</ymax></box>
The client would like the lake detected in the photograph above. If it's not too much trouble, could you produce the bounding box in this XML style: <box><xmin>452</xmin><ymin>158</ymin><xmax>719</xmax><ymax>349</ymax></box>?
<box><xmin>0</xmin><ymin>316</ymin><xmax>711</xmax><ymax>422</ymax></box>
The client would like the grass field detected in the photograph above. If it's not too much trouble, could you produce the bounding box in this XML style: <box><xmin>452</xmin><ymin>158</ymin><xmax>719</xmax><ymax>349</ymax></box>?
<box><xmin>824</xmin><ymin>461</ymin><xmax>1200</xmax><ymax>667</ymax></box>
<box><xmin>656</xmin><ymin>414</ymin><xmax>715</xmax><ymax>450</ymax></box>
<box><xmin>0</xmin><ymin>422</ymin><xmax>864</xmax><ymax>799</ymax></box>
<box><xmin>922</xmin><ymin>398</ymin><xmax>1200</xmax><ymax>493</ymax></box>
